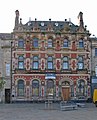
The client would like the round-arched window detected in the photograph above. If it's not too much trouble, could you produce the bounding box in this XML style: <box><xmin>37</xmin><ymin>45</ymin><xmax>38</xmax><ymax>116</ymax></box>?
<box><xmin>18</xmin><ymin>80</ymin><xmax>24</xmax><ymax>96</ymax></box>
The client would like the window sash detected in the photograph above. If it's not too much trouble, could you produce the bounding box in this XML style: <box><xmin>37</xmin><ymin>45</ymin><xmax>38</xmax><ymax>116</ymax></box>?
<box><xmin>48</xmin><ymin>39</ymin><xmax>53</xmax><ymax>47</ymax></box>
<box><xmin>78</xmin><ymin>62</ymin><xmax>84</xmax><ymax>69</ymax></box>
<box><xmin>33</xmin><ymin>62</ymin><xmax>39</xmax><ymax>69</ymax></box>
<box><xmin>79</xmin><ymin>40</ymin><xmax>84</xmax><ymax>48</ymax></box>
<box><xmin>63</xmin><ymin>40</ymin><xmax>68</xmax><ymax>47</ymax></box>
<box><xmin>18</xmin><ymin>40</ymin><xmax>24</xmax><ymax>48</ymax></box>
<box><xmin>63</xmin><ymin>62</ymin><xmax>69</xmax><ymax>69</ymax></box>
<box><xmin>47</xmin><ymin>62</ymin><xmax>53</xmax><ymax>69</ymax></box>
<box><xmin>95</xmin><ymin>48</ymin><xmax>97</xmax><ymax>56</ymax></box>
<box><xmin>33</xmin><ymin>38</ymin><xmax>38</xmax><ymax>47</ymax></box>
<box><xmin>18</xmin><ymin>62</ymin><xmax>24</xmax><ymax>69</ymax></box>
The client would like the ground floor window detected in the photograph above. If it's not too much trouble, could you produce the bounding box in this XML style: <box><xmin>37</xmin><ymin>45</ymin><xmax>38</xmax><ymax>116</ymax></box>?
<box><xmin>46</xmin><ymin>80</ymin><xmax>54</xmax><ymax>96</ymax></box>
<box><xmin>77</xmin><ymin>79</ymin><xmax>85</xmax><ymax>96</ymax></box>
<box><xmin>18</xmin><ymin>80</ymin><xmax>24</xmax><ymax>96</ymax></box>
<box><xmin>32</xmin><ymin>80</ymin><xmax>39</xmax><ymax>96</ymax></box>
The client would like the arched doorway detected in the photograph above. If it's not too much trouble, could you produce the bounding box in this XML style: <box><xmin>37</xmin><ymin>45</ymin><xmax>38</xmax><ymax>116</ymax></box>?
<box><xmin>61</xmin><ymin>81</ymin><xmax>70</xmax><ymax>101</ymax></box>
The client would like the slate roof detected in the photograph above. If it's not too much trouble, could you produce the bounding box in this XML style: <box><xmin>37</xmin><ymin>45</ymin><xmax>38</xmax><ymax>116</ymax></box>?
<box><xmin>0</xmin><ymin>33</ymin><xmax>12</xmax><ymax>39</ymax></box>
<box><xmin>24</xmin><ymin>20</ymin><xmax>78</xmax><ymax>32</ymax></box>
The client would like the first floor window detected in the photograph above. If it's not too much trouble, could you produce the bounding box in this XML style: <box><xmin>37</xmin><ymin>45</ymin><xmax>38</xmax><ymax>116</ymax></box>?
<box><xmin>33</xmin><ymin>56</ymin><xmax>39</xmax><ymax>69</ymax></box>
<box><xmin>33</xmin><ymin>62</ymin><xmax>38</xmax><ymax>69</ymax></box>
<box><xmin>47</xmin><ymin>57</ymin><xmax>53</xmax><ymax>69</ymax></box>
<box><xmin>18</xmin><ymin>56</ymin><xmax>24</xmax><ymax>69</ymax></box>
<box><xmin>18</xmin><ymin>62</ymin><xmax>24</xmax><ymax>69</ymax></box>
<box><xmin>63</xmin><ymin>56</ymin><xmax>69</xmax><ymax>69</ymax></box>
<box><xmin>78</xmin><ymin>62</ymin><xmax>84</xmax><ymax>69</ymax></box>
<box><xmin>78</xmin><ymin>56</ymin><xmax>84</xmax><ymax>70</ymax></box>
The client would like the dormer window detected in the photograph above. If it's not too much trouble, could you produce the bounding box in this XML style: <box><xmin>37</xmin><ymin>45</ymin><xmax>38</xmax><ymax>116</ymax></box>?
<box><xmin>55</xmin><ymin>23</ymin><xmax>58</xmax><ymax>26</ymax></box>
<box><xmin>41</xmin><ymin>22</ymin><xmax>44</xmax><ymax>26</ymax></box>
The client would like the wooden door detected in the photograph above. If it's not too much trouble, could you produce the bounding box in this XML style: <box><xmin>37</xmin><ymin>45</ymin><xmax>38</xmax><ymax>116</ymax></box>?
<box><xmin>62</xmin><ymin>87</ymin><xmax>70</xmax><ymax>101</ymax></box>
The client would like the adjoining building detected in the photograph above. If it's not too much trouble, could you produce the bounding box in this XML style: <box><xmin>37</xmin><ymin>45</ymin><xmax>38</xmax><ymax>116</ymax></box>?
<box><xmin>0</xmin><ymin>33</ymin><xmax>12</xmax><ymax>103</ymax></box>
<box><xmin>91</xmin><ymin>37</ymin><xmax>97</xmax><ymax>97</ymax></box>
<box><xmin>10</xmin><ymin>10</ymin><xmax>91</xmax><ymax>102</ymax></box>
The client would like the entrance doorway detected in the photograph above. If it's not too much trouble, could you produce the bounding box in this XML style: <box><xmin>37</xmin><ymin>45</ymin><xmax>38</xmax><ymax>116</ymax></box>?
<box><xmin>62</xmin><ymin>87</ymin><xmax>70</xmax><ymax>101</ymax></box>
<box><xmin>5</xmin><ymin>89</ymin><xmax>10</xmax><ymax>103</ymax></box>
<box><xmin>61</xmin><ymin>81</ymin><xmax>70</xmax><ymax>101</ymax></box>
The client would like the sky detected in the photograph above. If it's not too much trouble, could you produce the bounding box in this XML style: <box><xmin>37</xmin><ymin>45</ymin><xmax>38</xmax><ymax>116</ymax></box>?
<box><xmin>0</xmin><ymin>0</ymin><xmax>97</xmax><ymax>36</ymax></box>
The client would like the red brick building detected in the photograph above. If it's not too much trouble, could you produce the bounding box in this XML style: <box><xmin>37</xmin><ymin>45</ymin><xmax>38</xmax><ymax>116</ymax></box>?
<box><xmin>11</xmin><ymin>10</ymin><xmax>91</xmax><ymax>102</ymax></box>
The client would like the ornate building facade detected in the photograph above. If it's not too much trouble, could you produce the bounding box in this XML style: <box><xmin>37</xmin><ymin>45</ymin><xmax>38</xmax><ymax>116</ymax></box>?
<box><xmin>11</xmin><ymin>10</ymin><xmax>91</xmax><ymax>102</ymax></box>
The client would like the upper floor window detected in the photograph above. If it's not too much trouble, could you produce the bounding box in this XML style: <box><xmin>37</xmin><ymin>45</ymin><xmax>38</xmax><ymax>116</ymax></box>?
<box><xmin>18</xmin><ymin>56</ymin><xmax>24</xmax><ymax>69</ymax></box>
<box><xmin>33</xmin><ymin>38</ymin><xmax>38</xmax><ymax>48</ymax></box>
<box><xmin>79</xmin><ymin>39</ymin><xmax>84</xmax><ymax>48</ymax></box>
<box><xmin>47</xmin><ymin>56</ymin><xmax>53</xmax><ymax>69</ymax></box>
<box><xmin>48</xmin><ymin>39</ymin><xmax>53</xmax><ymax>48</ymax></box>
<box><xmin>63</xmin><ymin>56</ymin><xmax>69</xmax><ymax>69</ymax></box>
<box><xmin>33</xmin><ymin>56</ymin><xmax>39</xmax><ymax>69</ymax></box>
<box><xmin>95</xmin><ymin>48</ymin><xmax>97</xmax><ymax>56</ymax></box>
<box><xmin>78</xmin><ymin>56</ymin><xmax>84</xmax><ymax>70</ymax></box>
<box><xmin>63</xmin><ymin>39</ymin><xmax>68</xmax><ymax>48</ymax></box>
<box><xmin>18</xmin><ymin>39</ymin><xmax>24</xmax><ymax>48</ymax></box>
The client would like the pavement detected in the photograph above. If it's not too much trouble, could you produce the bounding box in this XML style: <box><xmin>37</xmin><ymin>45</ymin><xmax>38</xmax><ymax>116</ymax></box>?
<box><xmin>0</xmin><ymin>102</ymin><xmax>97</xmax><ymax>120</ymax></box>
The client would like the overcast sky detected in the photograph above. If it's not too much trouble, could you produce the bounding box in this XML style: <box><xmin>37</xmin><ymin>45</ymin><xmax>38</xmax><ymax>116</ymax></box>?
<box><xmin>0</xmin><ymin>0</ymin><xmax>97</xmax><ymax>36</ymax></box>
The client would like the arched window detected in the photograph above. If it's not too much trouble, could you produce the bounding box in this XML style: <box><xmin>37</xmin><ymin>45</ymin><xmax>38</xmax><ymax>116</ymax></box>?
<box><xmin>77</xmin><ymin>80</ymin><xmax>85</xmax><ymax>96</ymax></box>
<box><xmin>79</xmin><ymin>39</ymin><xmax>84</xmax><ymax>48</ymax></box>
<box><xmin>18</xmin><ymin>80</ymin><xmax>24</xmax><ymax>96</ymax></box>
<box><xmin>78</xmin><ymin>56</ymin><xmax>84</xmax><ymax>69</ymax></box>
<box><xmin>18</xmin><ymin>56</ymin><xmax>24</xmax><ymax>69</ymax></box>
<box><xmin>48</xmin><ymin>39</ymin><xmax>53</xmax><ymax>47</ymax></box>
<box><xmin>63</xmin><ymin>56</ymin><xmax>69</xmax><ymax>69</ymax></box>
<box><xmin>33</xmin><ymin>38</ymin><xmax>39</xmax><ymax>48</ymax></box>
<box><xmin>32</xmin><ymin>80</ymin><xmax>39</xmax><ymax>96</ymax></box>
<box><xmin>63</xmin><ymin>39</ymin><xmax>68</xmax><ymax>48</ymax></box>
<box><xmin>47</xmin><ymin>56</ymin><xmax>53</xmax><ymax>69</ymax></box>
<box><xmin>47</xmin><ymin>80</ymin><xmax>54</xmax><ymax>96</ymax></box>
<box><xmin>32</xmin><ymin>56</ymin><xmax>39</xmax><ymax>69</ymax></box>
<box><xmin>18</xmin><ymin>39</ymin><xmax>24</xmax><ymax>48</ymax></box>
